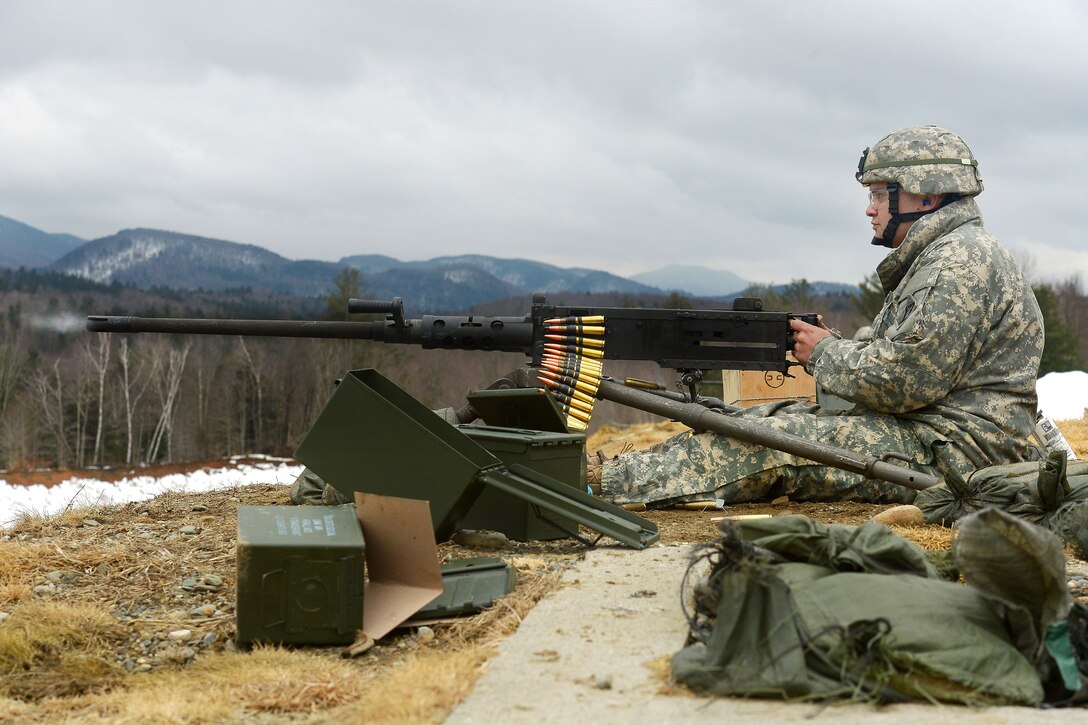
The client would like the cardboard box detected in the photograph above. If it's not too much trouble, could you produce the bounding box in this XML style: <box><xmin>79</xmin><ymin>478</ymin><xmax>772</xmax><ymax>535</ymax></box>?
<box><xmin>721</xmin><ymin>356</ymin><xmax>817</xmax><ymax>407</ymax></box>
<box><xmin>355</xmin><ymin>493</ymin><xmax>444</xmax><ymax>640</ymax></box>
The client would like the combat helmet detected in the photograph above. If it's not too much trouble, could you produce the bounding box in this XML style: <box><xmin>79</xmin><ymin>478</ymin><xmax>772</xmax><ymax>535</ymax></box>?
<box><xmin>856</xmin><ymin>125</ymin><xmax>983</xmax><ymax>247</ymax></box>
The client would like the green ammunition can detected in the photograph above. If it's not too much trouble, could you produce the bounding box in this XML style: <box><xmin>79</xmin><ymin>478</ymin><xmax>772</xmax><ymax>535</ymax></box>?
<box><xmin>458</xmin><ymin>426</ymin><xmax>586</xmax><ymax>541</ymax></box>
<box><xmin>236</xmin><ymin>505</ymin><xmax>364</xmax><ymax>646</ymax></box>
<box><xmin>411</xmin><ymin>557</ymin><xmax>518</xmax><ymax>620</ymax></box>
<box><xmin>294</xmin><ymin>368</ymin><xmax>496</xmax><ymax>542</ymax></box>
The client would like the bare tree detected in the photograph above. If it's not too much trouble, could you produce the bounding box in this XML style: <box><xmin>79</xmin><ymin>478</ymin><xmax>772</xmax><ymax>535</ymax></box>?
<box><xmin>146</xmin><ymin>341</ymin><xmax>192</xmax><ymax>464</ymax></box>
<box><xmin>118</xmin><ymin>338</ymin><xmax>156</xmax><ymax>465</ymax></box>
<box><xmin>0</xmin><ymin>326</ymin><xmax>30</xmax><ymax>417</ymax></box>
<box><xmin>188</xmin><ymin>337</ymin><xmax>222</xmax><ymax>459</ymax></box>
<box><xmin>80</xmin><ymin>334</ymin><xmax>112</xmax><ymax>465</ymax></box>
<box><xmin>28</xmin><ymin>359</ymin><xmax>70</xmax><ymax>468</ymax></box>
<box><xmin>236</xmin><ymin>338</ymin><xmax>264</xmax><ymax>450</ymax></box>
<box><xmin>0</xmin><ymin>399</ymin><xmax>35</xmax><ymax>469</ymax></box>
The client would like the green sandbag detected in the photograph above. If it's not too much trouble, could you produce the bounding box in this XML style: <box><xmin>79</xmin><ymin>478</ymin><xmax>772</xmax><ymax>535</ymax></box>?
<box><xmin>795</xmin><ymin>573</ymin><xmax>1043</xmax><ymax>705</ymax></box>
<box><xmin>1006</xmin><ymin>457</ymin><xmax>1088</xmax><ymax>526</ymax></box>
<box><xmin>672</xmin><ymin>515</ymin><xmax>1047</xmax><ymax>706</ymax></box>
<box><xmin>734</xmin><ymin>515</ymin><xmax>938</xmax><ymax>578</ymax></box>
<box><xmin>916</xmin><ymin>454</ymin><xmax>1088</xmax><ymax>526</ymax></box>
<box><xmin>672</xmin><ymin>562</ymin><xmax>844</xmax><ymax>700</ymax></box>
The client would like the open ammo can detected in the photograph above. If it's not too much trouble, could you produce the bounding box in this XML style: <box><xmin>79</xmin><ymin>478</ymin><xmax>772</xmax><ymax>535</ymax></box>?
<box><xmin>295</xmin><ymin>369</ymin><xmax>658</xmax><ymax>549</ymax></box>
<box><xmin>458</xmin><ymin>426</ymin><xmax>585</xmax><ymax>540</ymax></box>
<box><xmin>236</xmin><ymin>505</ymin><xmax>364</xmax><ymax>646</ymax></box>
<box><xmin>459</xmin><ymin>387</ymin><xmax>587</xmax><ymax>540</ymax></box>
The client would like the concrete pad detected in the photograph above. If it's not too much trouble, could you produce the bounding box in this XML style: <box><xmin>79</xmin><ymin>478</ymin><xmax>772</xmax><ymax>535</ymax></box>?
<box><xmin>447</xmin><ymin>545</ymin><xmax>1081</xmax><ymax>724</ymax></box>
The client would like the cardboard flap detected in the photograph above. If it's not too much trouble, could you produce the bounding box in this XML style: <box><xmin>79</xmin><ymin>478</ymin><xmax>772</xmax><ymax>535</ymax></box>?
<box><xmin>355</xmin><ymin>493</ymin><xmax>444</xmax><ymax>639</ymax></box>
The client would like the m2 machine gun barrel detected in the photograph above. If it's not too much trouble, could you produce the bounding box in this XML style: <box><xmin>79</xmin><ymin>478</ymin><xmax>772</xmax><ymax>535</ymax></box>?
<box><xmin>86</xmin><ymin>293</ymin><xmax>815</xmax><ymax>376</ymax></box>
<box><xmin>86</xmin><ymin>297</ymin><xmax>536</xmax><ymax>351</ymax></box>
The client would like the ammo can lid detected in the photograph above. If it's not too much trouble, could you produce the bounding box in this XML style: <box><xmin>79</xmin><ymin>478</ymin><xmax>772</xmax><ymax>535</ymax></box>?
<box><xmin>237</xmin><ymin>505</ymin><xmax>364</xmax><ymax>548</ymax></box>
<box><xmin>467</xmin><ymin>388</ymin><xmax>569</xmax><ymax>433</ymax></box>
<box><xmin>458</xmin><ymin>424</ymin><xmax>585</xmax><ymax>450</ymax></box>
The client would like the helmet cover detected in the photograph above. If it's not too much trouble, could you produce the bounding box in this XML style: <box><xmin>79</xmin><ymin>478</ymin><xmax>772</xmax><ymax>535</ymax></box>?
<box><xmin>857</xmin><ymin>125</ymin><xmax>983</xmax><ymax>196</ymax></box>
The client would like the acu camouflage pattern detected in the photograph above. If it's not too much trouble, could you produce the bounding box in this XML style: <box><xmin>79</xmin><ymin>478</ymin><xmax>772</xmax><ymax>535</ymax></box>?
<box><xmin>812</xmin><ymin>196</ymin><xmax>1044</xmax><ymax>471</ymax></box>
<box><xmin>602</xmin><ymin>188</ymin><xmax>1043</xmax><ymax>506</ymax></box>
<box><xmin>858</xmin><ymin>125</ymin><xmax>984</xmax><ymax>196</ymax></box>
<box><xmin>601</xmin><ymin>402</ymin><xmax>928</xmax><ymax>506</ymax></box>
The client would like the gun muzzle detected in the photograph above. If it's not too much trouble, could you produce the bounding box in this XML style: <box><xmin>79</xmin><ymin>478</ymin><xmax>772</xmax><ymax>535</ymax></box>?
<box><xmin>86</xmin><ymin>316</ymin><xmax>135</xmax><ymax>333</ymax></box>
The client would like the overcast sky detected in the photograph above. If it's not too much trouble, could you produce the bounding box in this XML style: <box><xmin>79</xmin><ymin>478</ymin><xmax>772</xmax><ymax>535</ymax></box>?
<box><xmin>2</xmin><ymin>1</ymin><xmax>1086</xmax><ymax>286</ymax></box>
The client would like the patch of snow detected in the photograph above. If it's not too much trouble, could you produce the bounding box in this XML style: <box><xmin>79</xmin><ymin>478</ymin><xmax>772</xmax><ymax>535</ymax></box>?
<box><xmin>0</xmin><ymin>460</ymin><xmax>304</xmax><ymax>529</ymax></box>
<box><xmin>70</xmin><ymin>235</ymin><xmax>169</xmax><ymax>282</ymax></box>
<box><xmin>442</xmin><ymin>268</ymin><xmax>477</xmax><ymax>283</ymax></box>
<box><xmin>1037</xmin><ymin>370</ymin><xmax>1088</xmax><ymax>421</ymax></box>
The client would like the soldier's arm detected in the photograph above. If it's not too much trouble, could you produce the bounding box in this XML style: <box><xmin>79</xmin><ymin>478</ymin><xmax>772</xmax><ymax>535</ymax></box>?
<box><xmin>807</xmin><ymin>265</ymin><xmax>981</xmax><ymax>413</ymax></box>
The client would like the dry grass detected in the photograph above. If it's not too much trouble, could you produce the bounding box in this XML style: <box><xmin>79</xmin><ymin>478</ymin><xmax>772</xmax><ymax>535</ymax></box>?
<box><xmin>67</xmin><ymin>647</ymin><xmax>372</xmax><ymax>723</ymax></box>
<box><xmin>587</xmin><ymin>420</ymin><xmax>687</xmax><ymax>459</ymax></box>
<box><xmin>332</xmin><ymin>645</ymin><xmax>493</xmax><ymax>723</ymax></box>
<box><xmin>1059</xmin><ymin>417</ymin><xmax>1088</xmax><ymax>459</ymax></box>
<box><xmin>0</xmin><ymin>481</ymin><xmax>570</xmax><ymax>724</ymax></box>
<box><xmin>2</xmin><ymin>562</ymin><xmax>565</xmax><ymax>725</ymax></box>
<box><xmin>0</xmin><ymin>601</ymin><xmax>127</xmax><ymax>701</ymax></box>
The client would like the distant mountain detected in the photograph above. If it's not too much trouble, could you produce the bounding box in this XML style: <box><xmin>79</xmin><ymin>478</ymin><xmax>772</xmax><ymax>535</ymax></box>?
<box><xmin>49</xmin><ymin>230</ymin><xmax>660</xmax><ymax>313</ymax></box>
<box><xmin>629</xmin><ymin>264</ymin><xmax>748</xmax><ymax>298</ymax></box>
<box><xmin>0</xmin><ymin>215</ymin><xmax>85</xmax><ymax>269</ymax></box>
<box><xmin>38</xmin><ymin>218</ymin><xmax>856</xmax><ymax>314</ymax></box>
<box><xmin>338</xmin><ymin>254</ymin><xmax>404</xmax><ymax>275</ymax></box>
<box><xmin>49</xmin><ymin>228</ymin><xmax>343</xmax><ymax>297</ymax></box>
<box><xmin>340</xmin><ymin>253</ymin><xmax>659</xmax><ymax>296</ymax></box>
<box><xmin>722</xmin><ymin>280</ymin><xmax>859</xmax><ymax>299</ymax></box>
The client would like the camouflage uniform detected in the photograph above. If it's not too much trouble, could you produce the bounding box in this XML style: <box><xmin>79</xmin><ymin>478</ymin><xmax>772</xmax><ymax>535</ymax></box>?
<box><xmin>602</xmin><ymin>127</ymin><xmax>1044</xmax><ymax>506</ymax></box>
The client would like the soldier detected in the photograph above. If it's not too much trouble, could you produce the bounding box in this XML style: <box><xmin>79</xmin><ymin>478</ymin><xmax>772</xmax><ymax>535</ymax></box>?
<box><xmin>598</xmin><ymin>125</ymin><xmax>1045</xmax><ymax>506</ymax></box>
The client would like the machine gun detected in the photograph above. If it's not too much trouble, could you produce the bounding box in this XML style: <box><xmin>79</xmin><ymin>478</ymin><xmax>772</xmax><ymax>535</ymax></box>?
<box><xmin>88</xmin><ymin>293</ymin><xmax>816</xmax><ymax>408</ymax></box>
<box><xmin>86</xmin><ymin>295</ymin><xmax>940</xmax><ymax>493</ymax></box>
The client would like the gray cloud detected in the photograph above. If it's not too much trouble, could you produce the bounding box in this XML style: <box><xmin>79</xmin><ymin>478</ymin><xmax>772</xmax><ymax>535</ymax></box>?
<box><xmin>2</xmin><ymin>0</ymin><xmax>1086</xmax><ymax>286</ymax></box>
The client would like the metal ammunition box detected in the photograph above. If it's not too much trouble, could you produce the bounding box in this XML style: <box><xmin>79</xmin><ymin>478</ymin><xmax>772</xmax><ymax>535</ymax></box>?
<box><xmin>294</xmin><ymin>368</ymin><xmax>495</xmax><ymax>541</ymax></box>
<box><xmin>295</xmin><ymin>369</ymin><xmax>659</xmax><ymax>550</ymax></box>
<box><xmin>411</xmin><ymin>557</ymin><xmax>518</xmax><ymax>620</ymax></box>
<box><xmin>458</xmin><ymin>425</ymin><xmax>586</xmax><ymax>540</ymax></box>
<box><xmin>236</xmin><ymin>505</ymin><xmax>364</xmax><ymax>646</ymax></box>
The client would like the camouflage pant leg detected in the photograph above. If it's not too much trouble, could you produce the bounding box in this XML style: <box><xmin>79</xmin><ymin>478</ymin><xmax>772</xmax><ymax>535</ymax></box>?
<box><xmin>600</xmin><ymin>409</ymin><xmax>938</xmax><ymax>506</ymax></box>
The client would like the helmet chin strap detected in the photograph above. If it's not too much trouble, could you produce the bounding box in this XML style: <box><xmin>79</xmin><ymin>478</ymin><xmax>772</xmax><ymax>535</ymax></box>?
<box><xmin>870</xmin><ymin>183</ymin><xmax>958</xmax><ymax>248</ymax></box>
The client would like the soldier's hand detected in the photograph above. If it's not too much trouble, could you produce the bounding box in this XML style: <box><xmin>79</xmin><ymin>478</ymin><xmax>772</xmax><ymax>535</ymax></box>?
<box><xmin>789</xmin><ymin>317</ymin><xmax>832</xmax><ymax>367</ymax></box>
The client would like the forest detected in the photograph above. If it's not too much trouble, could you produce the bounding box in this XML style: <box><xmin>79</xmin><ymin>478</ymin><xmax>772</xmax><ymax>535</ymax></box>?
<box><xmin>0</xmin><ymin>267</ymin><xmax>1084</xmax><ymax>472</ymax></box>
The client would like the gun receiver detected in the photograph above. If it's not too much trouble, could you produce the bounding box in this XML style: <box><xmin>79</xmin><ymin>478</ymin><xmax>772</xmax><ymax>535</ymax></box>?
<box><xmin>86</xmin><ymin>293</ymin><xmax>816</xmax><ymax>376</ymax></box>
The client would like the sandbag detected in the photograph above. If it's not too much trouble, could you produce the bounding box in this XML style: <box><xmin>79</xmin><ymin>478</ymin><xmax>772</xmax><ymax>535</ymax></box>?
<box><xmin>955</xmin><ymin>508</ymin><xmax>1085</xmax><ymax>701</ymax></box>
<box><xmin>734</xmin><ymin>515</ymin><xmax>937</xmax><ymax>578</ymax></box>
<box><xmin>915</xmin><ymin>453</ymin><xmax>1088</xmax><ymax>526</ymax></box>
<box><xmin>672</xmin><ymin>515</ymin><xmax>1069</xmax><ymax>706</ymax></box>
